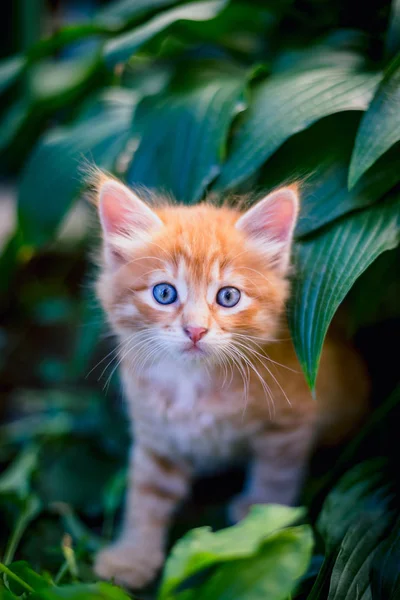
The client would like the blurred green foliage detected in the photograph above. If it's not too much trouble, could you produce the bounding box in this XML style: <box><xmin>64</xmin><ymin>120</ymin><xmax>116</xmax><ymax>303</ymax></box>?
<box><xmin>1</xmin><ymin>0</ymin><xmax>400</xmax><ymax>598</ymax></box>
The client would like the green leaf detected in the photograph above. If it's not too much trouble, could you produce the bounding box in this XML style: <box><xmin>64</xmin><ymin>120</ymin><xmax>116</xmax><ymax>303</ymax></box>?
<box><xmin>103</xmin><ymin>0</ymin><xmax>228</xmax><ymax>67</ymax></box>
<box><xmin>96</xmin><ymin>0</ymin><xmax>180</xmax><ymax>29</ymax></box>
<box><xmin>159</xmin><ymin>504</ymin><xmax>304</xmax><ymax>599</ymax></box>
<box><xmin>0</xmin><ymin>55</ymin><xmax>25</xmax><ymax>95</ymax></box>
<box><xmin>349</xmin><ymin>55</ymin><xmax>400</xmax><ymax>188</ymax></box>
<box><xmin>371</xmin><ymin>517</ymin><xmax>400</xmax><ymax>599</ymax></box>
<box><xmin>188</xmin><ymin>526</ymin><xmax>313</xmax><ymax>600</ymax></box>
<box><xmin>216</xmin><ymin>67</ymin><xmax>381</xmax><ymax>191</ymax></box>
<box><xmin>326</xmin><ymin>511</ymin><xmax>392</xmax><ymax>600</ymax></box>
<box><xmin>6</xmin><ymin>561</ymin><xmax>51</xmax><ymax>595</ymax></box>
<box><xmin>31</xmin><ymin>582</ymin><xmax>131</xmax><ymax>600</ymax></box>
<box><xmin>17</xmin><ymin>90</ymin><xmax>136</xmax><ymax>249</ymax></box>
<box><xmin>386</xmin><ymin>0</ymin><xmax>400</xmax><ymax>57</ymax></box>
<box><xmin>0</xmin><ymin>445</ymin><xmax>38</xmax><ymax>500</ymax></box>
<box><xmin>127</xmin><ymin>67</ymin><xmax>246</xmax><ymax>202</ymax></box>
<box><xmin>258</xmin><ymin>113</ymin><xmax>400</xmax><ymax>239</ymax></box>
<box><xmin>289</xmin><ymin>191</ymin><xmax>400</xmax><ymax>389</ymax></box>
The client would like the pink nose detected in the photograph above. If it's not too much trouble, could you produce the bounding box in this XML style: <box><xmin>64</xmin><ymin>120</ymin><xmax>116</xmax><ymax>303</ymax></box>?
<box><xmin>184</xmin><ymin>326</ymin><xmax>208</xmax><ymax>344</ymax></box>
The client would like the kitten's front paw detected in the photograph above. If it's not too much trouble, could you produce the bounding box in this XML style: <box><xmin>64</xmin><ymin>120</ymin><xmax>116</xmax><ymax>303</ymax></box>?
<box><xmin>94</xmin><ymin>542</ymin><xmax>164</xmax><ymax>589</ymax></box>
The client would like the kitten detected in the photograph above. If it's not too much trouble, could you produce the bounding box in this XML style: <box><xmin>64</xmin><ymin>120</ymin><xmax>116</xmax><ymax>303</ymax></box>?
<box><xmin>92</xmin><ymin>172</ymin><xmax>369</xmax><ymax>589</ymax></box>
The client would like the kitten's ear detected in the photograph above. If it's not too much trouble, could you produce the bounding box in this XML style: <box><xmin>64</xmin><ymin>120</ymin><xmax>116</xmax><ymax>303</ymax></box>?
<box><xmin>235</xmin><ymin>186</ymin><xmax>299</xmax><ymax>272</ymax></box>
<box><xmin>97</xmin><ymin>177</ymin><xmax>162</xmax><ymax>266</ymax></box>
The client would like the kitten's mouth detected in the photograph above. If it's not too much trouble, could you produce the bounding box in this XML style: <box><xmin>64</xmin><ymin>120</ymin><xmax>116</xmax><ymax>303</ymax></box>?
<box><xmin>182</xmin><ymin>343</ymin><xmax>206</xmax><ymax>355</ymax></box>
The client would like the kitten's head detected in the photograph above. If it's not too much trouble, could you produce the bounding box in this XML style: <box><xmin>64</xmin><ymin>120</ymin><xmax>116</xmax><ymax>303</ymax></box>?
<box><xmin>94</xmin><ymin>172</ymin><xmax>299</xmax><ymax>368</ymax></box>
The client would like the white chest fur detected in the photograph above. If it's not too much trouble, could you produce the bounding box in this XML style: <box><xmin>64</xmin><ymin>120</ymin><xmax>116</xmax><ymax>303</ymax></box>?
<box><xmin>123</xmin><ymin>360</ymin><xmax>261</xmax><ymax>472</ymax></box>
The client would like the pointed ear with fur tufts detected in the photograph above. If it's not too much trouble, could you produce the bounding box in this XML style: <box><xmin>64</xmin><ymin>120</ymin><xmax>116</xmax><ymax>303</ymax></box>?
<box><xmin>95</xmin><ymin>177</ymin><xmax>162</xmax><ymax>267</ymax></box>
<box><xmin>235</xmin><ymin>186</ymin><xmax>299</xmax><ymax>272</ymax></box>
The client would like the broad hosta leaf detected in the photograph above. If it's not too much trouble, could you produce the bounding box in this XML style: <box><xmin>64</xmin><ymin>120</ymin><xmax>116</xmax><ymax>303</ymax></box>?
<box><xmin>308</xmin><ymin>459</ymin><xmax>396</xmax><ymax>600</ymax></box>
<box><xmin>349</xmin><ymin>54</ymin><xmax>400</xmax><ymax>188</ymax></box>
<box><xmin>190</xmin><ymin>527</ymin><xmax>313</xmax><ymax>600</ymax></box>
<box><xmin>258</xmin><ymin>113</ymin><xmax>400</xmax><ymax>239</ymax></box>
<box><xmin>159</xmin><ymin>504</ymin><xmax>305</xmax><ymax>599</ymax></box>
<box><xmin>326</xmin><ymin>511</ymin><xmax>392</xmax><ymax>600</ymax></box>
<box><xmin>17</xmin><ymin>90</ymin><xmax>136</xmax><ymax>249</ymax></box>
<box><xmin>104</xmin><ymin>0</ymin><xmax>228</xmax><ymax>67</ymax></box>
<box><xmin>127</xmin><ymin>68</ymin><xmax>246</xmax><ymax>202</ymax></box>
<box><xmin>289</xmin><ymin>191</ymin><xmax>400</xmax><ymax>389</ymax></box>
<box><xmin>216</xmin><ymin>67</ymin><xmax>381</xmax><ymax>190</ymax></box>
<box><xmin>371</xmin><ymin>518</ymin><xmax>400</xmax><ymax>599</ymax></box>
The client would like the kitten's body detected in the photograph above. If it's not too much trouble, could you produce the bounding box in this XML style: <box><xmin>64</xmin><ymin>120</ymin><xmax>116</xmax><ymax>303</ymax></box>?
<box><xmin>92</xmin><ymin>178</ymin><xmax>369</xmax><ymax>588</ymax></box>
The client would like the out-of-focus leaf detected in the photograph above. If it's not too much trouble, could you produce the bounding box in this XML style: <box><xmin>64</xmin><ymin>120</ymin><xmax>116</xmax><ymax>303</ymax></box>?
<box><xmin>127</xmin><ymin>66</ymin><xmax>246</xmax><ymax>202</ymax></box>
<box><xmin>2</xmin><ymin>495</ymin><xmax>41</xmax><ymax>565</ymax></box>
<box><xmin>28</xmin><ymin>57</ymin><xmax>100</xmax><ymax>103</ymax></box>
<box><xmin>6</xmin><ymin>561</ymin><xmax>51</xmax><ymax>595</ymax></box>
<box><xmin>103</xmin><ymin>0</ymin><xmax>228</xmax><ymax>67</ymax></box>
<box><xmin>258</xmin><ymin>113</ymin><xmax>400</xmax><ymax>238</ymax></box>
<box><xmin>159</xmin><ymin>504</ymin><xmax>304</xmax><ymax>599</ymax></box>
<box><xmin>349</xmin><ymin>54</ymin><xmax>400</xmax><ymax>188</ymax></box>
<box><xmin>386</xmin><ymin>0</ymin><xmax>400</xmax><ymax>57</ymax></box>
<box><xmin>0</xmin><ymin>445</ymin><xmax>38</xmax><ymax>500</ymax></box>
<box><xmin>0</xmin><ymin>55</ymin><xmax>25</xmax><ymax>95</ymax></box>
<box><xmin>317</xmin><ymin>459</ymin><xmax>392</xmax><ymax>553</ymax></box>
<box><xmin>17</xmin><ymin>90</ymin><xmax>137</xmax><ymax>249</ymax></box>
<box><xmin>371</xmin><ymin>518</ymin><xmax>400</xmax><ymax>599</ymax></box>
<box><xmin>187</xmin><ymin>527</ymin><xmax>313</xmax><ymax>600</ymax></box>
<box><xmin>96</xmin><ymin>0</ymin><xmax>180</xmax><ymax>29</ymax></box>
<box><xmin>289</xmin><ymin>191</ymin><xmax>400</xmax><ymax>389</ymax></box>
<box><xmin>30</xmin><ymin>582</ymin><xmax>131</xmax><ymax>600</ymax></box>
<box><xmin>217</xmin><ymin>67</ymin><xmax>381</xmax><ymax>190</ymax></box>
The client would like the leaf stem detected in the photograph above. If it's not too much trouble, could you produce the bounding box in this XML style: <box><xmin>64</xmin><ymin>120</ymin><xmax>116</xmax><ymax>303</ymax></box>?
<box><xmin>0</xmin><ymin>562</ymin><xmax>34</xmax><ymax>592</ymax></box>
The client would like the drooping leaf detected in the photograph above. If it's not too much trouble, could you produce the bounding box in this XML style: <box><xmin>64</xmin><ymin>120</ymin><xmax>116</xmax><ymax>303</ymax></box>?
<box><xmin>0</xmin><ymin>445</ymin><xmax>38</xmax><ymax>500</ymax></box>
<box><xmin>349</xmin><ymin>54</ymin><xmax>400</xmax><ymax>188</ymax></box>
<box><xmin>103</xmin><ymin>0</ymin><xmax>228</xmax><ymax>67</ymax></box>
<box><xmin>127</xmin><ymin>66</ymin><xmax>247</xmax><ymax>202</ymax></box>
<box><xmin>216</xmin><ymin>67</ymin><xmax>381</xmax><ymax>190</ymax></box>
<box><xmin>17</xmin><ymin>90</ymin><xmax>137</xmax><ymax>249</ymax></box>
<box><xmin>258</xmin><ymin>113</ymin><xmax>400</xmax><ymax>238</ymax></box>
<box><xmin>289</xmin><ymin>190</ymin><xmax>400</xmax><ymax>389</ymax></box>
<box><xmin>189</xmin><ymin>526</ymin><xmax>313</xmax><ymax>600</ymax></box>
<box><xmin>159</xmin><ymin>504</ymin><xmax>305</xmax><ymax>599</ymax></box>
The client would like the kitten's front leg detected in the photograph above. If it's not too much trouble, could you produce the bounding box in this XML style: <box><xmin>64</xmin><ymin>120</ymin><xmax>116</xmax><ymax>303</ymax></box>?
<box><xmin>229</xmin><ymin>418</ymin><xmax>316</xmax><ymax>522</ymax></box>
<box><xmin>95</xmin><ymin>443</ymin><xmax>191</xmax><ymax>589</ymax></box>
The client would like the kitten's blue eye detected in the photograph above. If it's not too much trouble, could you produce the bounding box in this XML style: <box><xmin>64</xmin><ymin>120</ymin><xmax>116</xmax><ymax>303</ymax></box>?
<box><xmin>153</xmin><ymin>283</ymin><xmax>178</xmax><ymax>305</ymax></box>
<box><xmin>216</xmin><ymin>287</ymin><xmax>241</xmax><ymax>308</ymax></box>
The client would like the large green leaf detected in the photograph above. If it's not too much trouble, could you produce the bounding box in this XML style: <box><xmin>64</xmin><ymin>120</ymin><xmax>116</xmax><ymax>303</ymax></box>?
<box><xmin>189</xmin><ymin>527</ymin><xmax>313</xmax><ymax>600</ymax></box>
<box><xmin>371</xmin><ymin>518</ymin><xmax>400</xmax><ymax>599</ymax></box>
<box><xmin>31</xmin><ymin>582</ymin><xmax>131</xmax><ymax>600</ymax></box>
<box><xmin>349</xmin><ymin>54</ymin><xmax>400</xmax><ymax>188</ymax></box>
<box><xmin>289</xmin><ymin>191</ymin><xmax>400</xmax><ymax>389</ymax></box>
<box><xmin>17</xmin><ymin>90</ymin><xmax>136</xmax><ymax>249</ymax></box>
<box><xmin>159</xmin><ymin>504</ymin><xmax>305</xmax><ymax>599</ymax></box>
<box><xmin>216</xmin><ymin>67</ymin><xmax>381</xmax><ymax>191</ymax></box>
<box><xmin>257</xmin><ymin>113</ymin><xmax>400</xmax><ymax>239</ymax></box>
<box><xmin>103</xmin><ymin>0</ymin><xmax>228</xmax><ymax>67</ymax></box>
<box><xmin>127</xmin><ymin>67</ymin><xmax>246</xmax><ymax>202</ymax></box>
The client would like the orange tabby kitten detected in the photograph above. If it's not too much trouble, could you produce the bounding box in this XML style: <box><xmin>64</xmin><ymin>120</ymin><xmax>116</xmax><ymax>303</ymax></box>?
<box><xmin>92</xmin><ymin>172</ymin><xmax>369</xmax><ymax>589</ymax></box>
